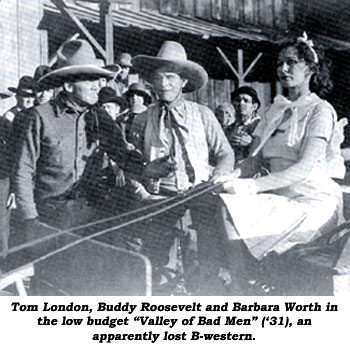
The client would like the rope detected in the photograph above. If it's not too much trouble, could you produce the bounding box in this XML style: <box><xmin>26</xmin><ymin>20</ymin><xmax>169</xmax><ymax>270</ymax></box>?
<box><xmin>1</xmin><ymin>182</ymin><xmax>221</xmax><ymax>264</ymax></box>
<box><xmin>28</xmin><ymin>182</ymin><xmax>220</xmax><ymax>267</ymax></box>
<box><xmin>0</xmin><ymin>190</ymin><xmax>180</xmax><ymax>259</ymax></box>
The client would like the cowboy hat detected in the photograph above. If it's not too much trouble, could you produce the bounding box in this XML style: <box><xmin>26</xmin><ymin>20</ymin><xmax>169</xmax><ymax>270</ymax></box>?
<box><xmin>98</xmin><ymin>87</ymin><xmax>128</xmax><ymax>111</ymax></box>
<box><xmin>116</xmin><ymin>52</ymin><xmax>132</xmax><ymax>68</ymax></box>
<box><xmin>124</xmin><ymin>82</ymin><xmax>152</xmax><ymax>106</ymax></box>
<box><xmin>33</xmin><ymin>65</ymin><xmax>53</xmax><ymax>91</ymax></box>
<box><xmin>8</xmin><ymin>76</ymin><xmax>36</xmax><ymax>97</ymax></box>
<box><xmin>0</xmin><ymin>91</ymin><xmax>12</xmax><ymax>99</ymax></box>
<box><xmin>231</xmin><ymin>86</ymin><xmax>261</xmax><ymax>109</ymax></box>
<box><xmin>103</xmin><ymin>64</ymin><xmax>122</xmax><ymax>74</ymax></box>
<box><xmin>132</xmin><ymin>41</ymin><xmax>208</xmax><ymax>93</ymax></box>
<box><xmin>39</xmin><ymin>39</ymin><xmax>114</xmax><ymax>88</ymax></box>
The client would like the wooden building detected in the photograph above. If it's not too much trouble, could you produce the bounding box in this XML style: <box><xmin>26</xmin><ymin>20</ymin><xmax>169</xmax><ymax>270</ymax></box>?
<box><xmin>0</xmin><ymin>0</ymin><xmax>350</xmax><ymax>136</ymax></box>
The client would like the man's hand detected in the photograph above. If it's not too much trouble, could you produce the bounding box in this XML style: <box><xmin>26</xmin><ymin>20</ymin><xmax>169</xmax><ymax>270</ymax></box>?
<box><xmin>229</xmin><ymin>132</ymin><xmax>252</xmax><ymax>146</ymax></box>
<box><xmin>143</xmin><ymin>155</ymin><xmax>177</xmax><ymax>178</ymax></box>
<box><xmin>115</xmin><ymin>168</ymin><xmax>126</xmax><ymax>187</ymax></box>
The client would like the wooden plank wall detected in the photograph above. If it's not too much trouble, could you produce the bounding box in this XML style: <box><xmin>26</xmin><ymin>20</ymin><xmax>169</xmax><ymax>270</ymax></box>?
<box><xmin>0</xmin><ymin>0</ymin><xmax>48</xmax><ymax>115</ymax></box>
<box><xmin>137</xmin><ymin>0</ymin><xmax>295</xmax><ymax>29</ymax></box>
<box><xmin>186</xmin><ymin>78</ymin><xmax>272</xmax><ymax>118</ymax></box>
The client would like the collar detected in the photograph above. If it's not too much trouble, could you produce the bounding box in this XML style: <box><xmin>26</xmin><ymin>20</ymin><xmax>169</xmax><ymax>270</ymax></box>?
<box><xmin>55</xmin><ymin>91</ymin><xmax>89</xmax><ymax>117</ymax></box>
<box><xmin>160</xmin><ymin>95</ymin><xmax>186</xmax><ymax>116</ymax></box>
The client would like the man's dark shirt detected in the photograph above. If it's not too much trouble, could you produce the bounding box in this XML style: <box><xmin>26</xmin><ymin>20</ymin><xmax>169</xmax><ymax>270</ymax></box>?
<box><xmin>13</xmin><ymin>91</ymin><xmax>120</xmax><ymax>219</ymax></box>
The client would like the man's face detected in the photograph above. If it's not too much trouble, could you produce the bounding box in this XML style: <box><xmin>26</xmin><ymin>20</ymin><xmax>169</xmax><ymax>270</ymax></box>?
<box><xmin>36</xmin><ymin>89</ymin><xmax>54</xmax><ymax>105</ymax></box>
<box><xmin>17</xmin><ymin>95</ymin><xmax>35</xmax><ymax>110</ymax></box>
<box><xmin>119</xmin><ymin>66</ymin><xmax>130</xmax><ymax>81</ymax></box>
<box><xmin>151</xmin><ymin>71</ymin><xmax>187</xmax><ymax>103</ymax></box>
<box><xmin>69</xmin><ymin>79</ymin><xmax>100</xmax><ymax>105</ymax></box>
<box><xmin>101</xmin><ymin>102</ymin><xmax>121</xmax><ymax>121</ymax></box>
<box><xmin>233</xmin><ymin>93</ymin><xmax>258</xmax><ymax>122</ymax></box>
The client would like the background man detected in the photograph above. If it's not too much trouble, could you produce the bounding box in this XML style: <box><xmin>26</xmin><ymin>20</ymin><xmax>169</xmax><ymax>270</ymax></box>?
<box><xmin>228</xmin><ymin>86</ymin><xmax>261</xmax><ymax>162</ymax></box>
<box><xmin>105</xmin><ymin>52</ymin><xmax>133</xmax><ymax>96</ymax></box>
<box><xmin>4</xmin><ymin>76</ymin><xmax>36</xmax><ymax>122</ymax></box>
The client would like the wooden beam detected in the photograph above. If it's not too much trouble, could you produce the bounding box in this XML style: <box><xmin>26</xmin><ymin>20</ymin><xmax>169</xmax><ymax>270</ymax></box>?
<box><xmin>100</xmin><ymin>0</ymin><xmax>114</xmax><ymax>64</ymax></box>
<box><xmin>49</xmin><ymin>33</ymin><xmax>80</xmax><ymax>66</ymax></box>
<box><xmin>52</xmin><ymin>0</ymin><xmax>106</xmax><ymax>59</ymax></box>
<box><xmin>242</xmin><ymin>52</ymin><xmax>263</xmax><ymax>80</ymax></box>
<box><xmin>237</xmin><ymin>49</ymin><xmax>244</xmax><ymax>86</ymax></box>
<box><xmin>216</xmin><ymin>46</ymin><xmax>240</xmax><ymax>80</ymax></box>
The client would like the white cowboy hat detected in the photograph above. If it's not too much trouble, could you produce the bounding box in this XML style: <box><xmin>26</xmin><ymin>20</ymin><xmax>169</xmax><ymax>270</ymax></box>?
<box><xmin>39</xmin><ymin>39</ymin><xmax>114</xmax><ymax>88</ymax></box>
<box><xmin>132</xmin><ymin>41</ymin><xmax>208</xmax><ymax>93</ymax></box>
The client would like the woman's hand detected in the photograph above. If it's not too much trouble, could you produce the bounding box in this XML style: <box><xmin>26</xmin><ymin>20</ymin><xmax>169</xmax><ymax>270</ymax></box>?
<box><xmin>212</xmin><ymin>175</ymin><xmax>256</xmax><ymax>195</ymax></box>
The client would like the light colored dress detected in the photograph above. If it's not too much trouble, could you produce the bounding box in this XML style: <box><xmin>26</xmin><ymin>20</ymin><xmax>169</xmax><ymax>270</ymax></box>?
<box><xmin>220</xmin><ymin>93</ymin><xmax>345</xmax><ymax>260</ymax></box>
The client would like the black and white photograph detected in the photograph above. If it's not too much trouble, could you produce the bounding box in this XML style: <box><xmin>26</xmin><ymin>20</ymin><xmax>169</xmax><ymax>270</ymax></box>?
<box><xmin>1</xmin><ymin>0</ymin><xmax>350</xmax><ymax>321</ymax></box>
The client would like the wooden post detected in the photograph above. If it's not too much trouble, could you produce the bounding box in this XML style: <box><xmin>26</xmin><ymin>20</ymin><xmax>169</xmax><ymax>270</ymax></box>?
<box><xmin>100</xmin><ymin>0</ymin><xmax>114</xmax><ymax>64</ymax></box>
<box><xmin>52</xmin><ymin>0</ymin><xmax>107</xmax><ymax>59</ymax></box>
<box><xmin>217</xmin><ymin>46</ymin><xmax>263</xmax><ymax>86</ymax></box>
<box><xmin>237</xmin><ymin>49</ymin><xmax>244</xmax><ymax>86</ymax></box>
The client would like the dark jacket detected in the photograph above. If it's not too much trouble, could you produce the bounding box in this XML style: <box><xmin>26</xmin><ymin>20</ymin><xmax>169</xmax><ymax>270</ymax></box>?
<box><xmin>13</xmin><ymin>92</ymin><xmax>121</xmax><ymax>219</ymax></box>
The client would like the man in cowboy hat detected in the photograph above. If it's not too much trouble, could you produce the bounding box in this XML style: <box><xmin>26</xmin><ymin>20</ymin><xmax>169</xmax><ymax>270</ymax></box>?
<box><xmin>228</xmin><ymin>86</ymin><xmax>261</xmax><ymax>161</ymax></box>
<box><xmin>33</xmin><ymin>65</ymin><xmax>55</xmax><ymax>105</ymax></box>
<box><xmin>105</xmin><ymin>52</ymin><xmax>133</xmax><ymax>96</ymax></box>
<box><xmin>12</xmin><ymin>39</ymin><xmax>120</xmax><ymax>243</ymax></box>
<box><xmin>3</xmin><ymin>76</ymin><xmax>36</xmax><ymax>123</ymax></box>
<box><xmin>128</xmin><ymin>41</ymin><xmax>234</xmax><ymax>294</ymax></box>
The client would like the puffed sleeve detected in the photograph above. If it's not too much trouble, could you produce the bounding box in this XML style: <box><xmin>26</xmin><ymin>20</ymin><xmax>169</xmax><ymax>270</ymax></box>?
<box><xmin>305</xmin><ymin>101</ymin><xmax>335</xmax><ymax>142</ymax></box>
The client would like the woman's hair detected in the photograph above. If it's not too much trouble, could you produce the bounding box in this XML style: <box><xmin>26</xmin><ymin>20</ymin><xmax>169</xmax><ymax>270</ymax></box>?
<box><xmin>281</xmin><ymin>38</ymin><xmax>333</xmax><ymax>97</ymax></box>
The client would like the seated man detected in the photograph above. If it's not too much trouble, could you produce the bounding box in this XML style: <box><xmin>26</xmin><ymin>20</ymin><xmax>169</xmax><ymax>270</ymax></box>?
<box><xmin>12</xmin><ymin>39</ymin><xmax>119</xmax><ymax>242</ymax></box>
<box><xmin>127</xmin><ymin>41</ymin><xmax>235</xmax><ymax>294</ymax></box>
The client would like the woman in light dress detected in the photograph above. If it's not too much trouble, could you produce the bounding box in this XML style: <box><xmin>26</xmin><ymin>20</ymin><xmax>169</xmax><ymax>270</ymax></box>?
<box><xmin>214</xmin><ymin>34</ymin><xmax>346</xmax><ymax>294</ymax></box>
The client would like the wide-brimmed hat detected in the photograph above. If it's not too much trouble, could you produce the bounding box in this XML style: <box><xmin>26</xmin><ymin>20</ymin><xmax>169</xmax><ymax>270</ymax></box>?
<box><xmin>231</xmin><ymin>86</ymin><xmax>261</xmax><ymax>108</ymax></box>
<box><xmin>98</xmin><ymin>87</ymin><xmax>127</xmax><ymax>110</ymax></box>
<box><xmin>0</xmin><ymin>91</ymin><xmax>12</xmax><ymax>99</ymax></box>
<box><xmin>39</xmin><ymin>39</ymin><xmax>114</xmax><ymax>88</ymax></box>
<box><xmin>116</xmin><ymin>53</ymin><xmax>132</xmax><ymax>68</ymax></box>
<box><xmin>132</xmin><ymin>41</ymin><xmax>208</xmax><ymax>93</ymax></box>
<box><xmin>8</xmin><ymin>76</ymin><xmax>36</xmax><ymax>97</ymax></box>
<box><xmin>103</xmin><ymin>64</ymin><xmax>122</xmax><ymax>74</ymax></box>
<box><xmin>124</xmin><ymin>82</ymin><xmax>152</xmax><ymax>106</ymax></box>
<box><xmin>34</xmin><ymin>65</ymin><xmax>53</xmax><ymax>91</ymax></box>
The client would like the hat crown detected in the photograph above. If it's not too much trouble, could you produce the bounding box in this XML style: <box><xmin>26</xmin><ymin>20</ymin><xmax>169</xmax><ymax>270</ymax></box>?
<box><xmin>56</xmin><ymin>39</ymin><xmax>100</xmax><ymax>68</ymax></box>
<box><xmin>99</xmin><ymin>87</ymin><xmax>117</xmax><ymax>100</ymax></box>
<box><xmin>34</xmin><ymin>65</ymin><xmax>52</xmax><ymax>82</ymax></box>
<box><xmin>17</xmin><ymin>75</ymin><xmax>35</xmax><ymax>88</ymax></box>
<box><xmin>156</xmin><ymin>41</ymin><xmax>187</xmax><ymax>61</ymax></box>
<box><xmin>116</xmin><ymin>53</ymin><xmax>132</xmax><ymax>66</ymax></box>
<box><xmin>128</xmin><ymin>82</ymin><xmax>149</xmax><ymax>94</ymax></box>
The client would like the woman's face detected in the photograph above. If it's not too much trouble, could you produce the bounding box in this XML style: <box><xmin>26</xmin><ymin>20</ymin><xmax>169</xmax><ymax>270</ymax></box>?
<box><xmin>277</xmin><ymin>46</ymin><xmax>310</xmax><ymax>89</ymax></box>
<box><xmin>129</xmin><ymin>92</ymin><xmax>144</xmax><ymax>107</ymax></box>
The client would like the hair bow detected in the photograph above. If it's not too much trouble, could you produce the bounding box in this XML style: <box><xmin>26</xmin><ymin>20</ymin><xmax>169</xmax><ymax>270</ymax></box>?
<box><xmin>297</xmin><ymin>32</ymin><xmax>319</xmax><ymax>64</ymax></box>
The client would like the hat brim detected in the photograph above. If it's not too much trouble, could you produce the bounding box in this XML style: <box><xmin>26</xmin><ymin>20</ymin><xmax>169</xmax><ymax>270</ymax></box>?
<box><xmin>124</xmin><ymin>89</ymin><xmax>152</xmax><ymax>106</ymax></box>
<box><xmin>116</xmin><ymin>62</ymin><xmax>132</xmax><ymax>68</ymax></box>
<box><xmin>7</xmin><ymin>87</ymin><xmax>36</xmax><ymax>97</ymax></box>
<box><xmin>0</xmin><ymin>91</ymin><xmax>13</xmax><ymax>99</ymax></box>
<box><xmin>39</xmin><ymin>65</ymin><xmax>115</xmax><ymax>88</ymax></box>
<box><xmin>132</xmin><ymin>56</ymin><xmax>207</xmax><ymax>93</ymax></box>
<box><xmin>99</xmin><ymin>97</ymin><xmax>128</xmax><ymax>111</ymax></box>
